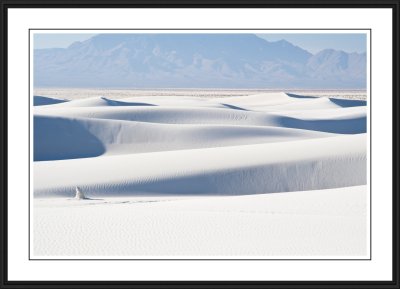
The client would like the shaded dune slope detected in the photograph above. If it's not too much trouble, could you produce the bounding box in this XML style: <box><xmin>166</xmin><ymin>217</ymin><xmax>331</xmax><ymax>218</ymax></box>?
<box><xmin>34</xmin><ymin>115</ymin><xmax>333</xmax><ymax>161</ymax></box>
<box><xmin>34</xmin><ymin>105</ymin><xmax>366</xmax><ymax>161</ymax></box>
<box><xmin>33</xmin><ymin>95</ymin><xmax>68</xmax><ymax>106</ymax></box>
<box><xmin>34</xmin><ymin>134</ymin><xmax>366</xmax><ymax>198</ymax></box>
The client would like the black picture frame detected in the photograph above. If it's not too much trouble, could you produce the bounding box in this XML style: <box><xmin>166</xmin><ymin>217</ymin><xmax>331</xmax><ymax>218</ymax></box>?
<box><xmin>0</xmin><ymin>0</ymin><xmax>399</xmax><ymax>288</ymax></box>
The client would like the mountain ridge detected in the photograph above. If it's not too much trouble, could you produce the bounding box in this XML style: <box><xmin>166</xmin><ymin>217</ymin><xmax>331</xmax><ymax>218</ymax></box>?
<box><xmin>34</xmin><ymin>33</ymin><xmax>366</xmax><ymax>89</ymax></box>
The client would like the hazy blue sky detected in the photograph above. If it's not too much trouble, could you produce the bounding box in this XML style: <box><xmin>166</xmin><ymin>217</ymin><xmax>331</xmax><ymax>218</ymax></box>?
<box><xmin>257</xmin><ymin>34</ymin><xmax>366</xmax><ymax>54</ymax></box>
<box><xmin>34</xmin><ymin>34</ymin><xmax>96</xmax><ymax>49</ymax></box>
<box><xmin>34</xmin><ymin>33</ymin><xmax>366</xmax><ymax>54</ymax></box>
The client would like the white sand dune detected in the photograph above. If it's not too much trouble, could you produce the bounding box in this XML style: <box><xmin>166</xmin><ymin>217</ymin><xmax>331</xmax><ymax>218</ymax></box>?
<box><xmin>35</xmin><ymin>103</ymin><xmax>366</xmax><ymax>134</ymax></box>
<box><xmin>35</xmin><ymin>92</ymin><xmax>366</xmax><ymax>111</ymax></box>
<box><xmin>44</xmin><ymin>96</ymin><xmax>157</xmax><ymax>108</ymax></box>
<box><xmin>34</xmin><ymin>134</ymin><xmax>366</xmax><ymax>198</ymax></box>
<box><xmin>32</xmin><ymin>91</ymin><xmax>368</xmax><ymax>258</ymax></box>
<box><xmin>34</xmin><ymin>185</ymin><xmax>367</xmax><ymax>257</ymax></box>
<box><xmin>247</xmin><ymin>97</ymin><xmax>366</xmax><ymax>112</ymax></box>
<box><xmin>34</xmin><ymin>115</ymin><xmax>334</xmax><ymax>161</ymax></box>
<box><xmin>214</xmin><ymin>92</ymin><xmax>366</xmax><ymax>110</ymax></box>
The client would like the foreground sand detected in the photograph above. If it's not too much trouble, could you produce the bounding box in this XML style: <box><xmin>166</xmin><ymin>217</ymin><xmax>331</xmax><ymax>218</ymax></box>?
<box><xmin>32</xmin><ymin>91</ymin><xmax>368</xmax><ymax>258</ymax></box>
<box><xmin>34</xmin><ymin>185</ymin><xmax>366</xmax><ymax>257</ymax></box>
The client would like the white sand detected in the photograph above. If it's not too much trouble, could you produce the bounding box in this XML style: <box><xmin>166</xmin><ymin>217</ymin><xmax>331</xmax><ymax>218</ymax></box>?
<box><xmin>34</xmin><ymin>88</ymin><xmax>367</xmax><ymax>100</ymax></box>
<box><xmin>34</xmin><ymin>185</ymin><xmax>367</xmax><ymax>257</ymax></box>
<box><xmin>32</xmin><ymin>91</ymin><xmax>368</xmax><ymax>258</ymax></box>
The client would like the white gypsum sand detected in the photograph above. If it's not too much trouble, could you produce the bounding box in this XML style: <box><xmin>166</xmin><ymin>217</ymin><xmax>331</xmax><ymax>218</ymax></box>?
<box><xmin>34</xmin><ymin>185</ymin><xmax>366</xmax><ymax>257</ymax></box>
<box><xmin>32</xmin><ymin>91</ymin><xmax>368</xmax><ymax>258</ymax></box>
<box><xmin>33</xmin><ymin>88</ymin><xmax>367</xmax><ymax>101</ymax></box>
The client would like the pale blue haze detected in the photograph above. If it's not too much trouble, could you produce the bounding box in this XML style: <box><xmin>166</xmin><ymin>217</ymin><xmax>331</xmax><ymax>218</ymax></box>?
<box><xmin>34</xmin><ymin>34</ymin><xmax>96</xmax><ymax>49</ymax></box>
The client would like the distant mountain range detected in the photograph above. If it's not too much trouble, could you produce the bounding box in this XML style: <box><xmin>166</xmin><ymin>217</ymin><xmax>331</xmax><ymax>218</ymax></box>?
<box><xmin>34</xmin><ymin>34</ymin><xmax>366</xmax><ymax>89</ymax></box>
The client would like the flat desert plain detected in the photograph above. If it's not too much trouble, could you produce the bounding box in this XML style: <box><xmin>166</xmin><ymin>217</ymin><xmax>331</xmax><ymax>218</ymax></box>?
<box><xmin>32</xmin><ymin>90</ymin><xmax>368</xmax><ymax>258</ymax></box>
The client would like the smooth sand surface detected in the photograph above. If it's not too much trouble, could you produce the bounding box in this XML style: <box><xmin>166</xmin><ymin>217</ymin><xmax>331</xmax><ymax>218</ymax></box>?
<box><xmin>34</xmin><ymin>185</ymin><xmax>367</xmax><ymax>257</ymax></box>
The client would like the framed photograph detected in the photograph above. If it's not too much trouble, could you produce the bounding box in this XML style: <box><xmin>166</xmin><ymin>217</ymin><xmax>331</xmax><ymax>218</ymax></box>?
<box><xmin>1</xmin><ymin>0</ymin><xmax>399</xmax><ymax>288</ymax></box>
